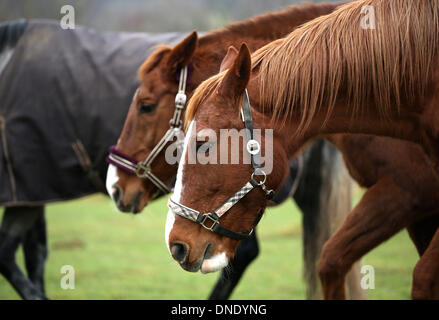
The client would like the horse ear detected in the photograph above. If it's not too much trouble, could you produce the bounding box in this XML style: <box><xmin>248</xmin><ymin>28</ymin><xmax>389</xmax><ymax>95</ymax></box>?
<box><xmin>219</xmin><ymin>43</ymin><xmax>251</xmax><ymax>96</ymax></box>
<box><xmin>220</xmin><ymin>46</ymin><xmax>239</xmax><ymax>73</ymax></box>
<box><xmin>165</xmin><ymin>31</ymin><xmax>198</xmax><ymax>76</ymax></box>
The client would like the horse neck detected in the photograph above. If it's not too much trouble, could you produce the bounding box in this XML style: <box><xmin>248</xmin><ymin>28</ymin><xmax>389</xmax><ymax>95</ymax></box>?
<box><xmin>189</xmin><ymin>2</ymin><xmax>342</xmax><ymax>88</ymax></box>
<box><xmin>246</xmin><ymin>78</ymin><xmax>425</xmax><ymax>161</ymax></box>
<box><xmin>288</xmin><ymin>107</ymin><xmax>425</xmax><ymax>159</ymax></box>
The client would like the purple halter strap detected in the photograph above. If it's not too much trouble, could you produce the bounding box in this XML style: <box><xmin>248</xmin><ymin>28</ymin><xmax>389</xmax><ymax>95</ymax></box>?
<box><xmin>107</xmin><ymin>145</ymin><xmax>137</xmax><ymax>175</ymax></box>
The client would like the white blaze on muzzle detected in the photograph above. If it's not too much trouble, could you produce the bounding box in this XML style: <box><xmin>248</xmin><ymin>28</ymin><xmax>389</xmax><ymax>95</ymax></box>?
<box><xmin>201</xmin><ymin>252</ymin><xmax>229</xmax><ymax>274</ymax></box>
<box><xmin>106</xmin><ymin>164</ymin><xmax>119</xmax><ymax>200</ymax></box>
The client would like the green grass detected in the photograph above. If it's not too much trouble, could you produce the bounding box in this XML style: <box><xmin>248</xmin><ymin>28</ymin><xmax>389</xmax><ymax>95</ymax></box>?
<box><xmin>0</xmin><ymin>187</ymin><xmax>419</xmax><ymax>299</ymax></box>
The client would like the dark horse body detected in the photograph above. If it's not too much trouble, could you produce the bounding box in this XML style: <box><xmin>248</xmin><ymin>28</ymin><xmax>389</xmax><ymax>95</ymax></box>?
<box><xmin>0</xmin><ymin>19</ymin><xmax>359</xmax><ymax>299</ymax></box>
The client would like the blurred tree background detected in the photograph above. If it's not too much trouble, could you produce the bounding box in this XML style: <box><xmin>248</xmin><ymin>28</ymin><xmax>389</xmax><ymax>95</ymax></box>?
<box><xmin>0</xmin><ymin>0</ymin><xmax>338</xmax><ymax>32</ymax></box>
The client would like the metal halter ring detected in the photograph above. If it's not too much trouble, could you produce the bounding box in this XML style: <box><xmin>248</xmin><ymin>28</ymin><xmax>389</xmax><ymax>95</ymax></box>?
<box><xmin>135</xmin><ymin>163</ymin><xmax>151</xmax><ymax>178</ymax></box>
<box><xmin>246</xmin><ymin>139</ymin><xmax>260</xmax><ymax>155</ymax></box>
<box><xmin>200</xmin><ymin>215</ymin><xmax>219</xmax><ymax>231</ymax></box>
<box><xmin>251</xmin><ymin>170</ymin><xmax>267</xmax><ymax>185</ymax></box>
<box><xmin>169</xmin><ymin>119</ymin><xmax>182</xmax><ymax>127</ymax></box>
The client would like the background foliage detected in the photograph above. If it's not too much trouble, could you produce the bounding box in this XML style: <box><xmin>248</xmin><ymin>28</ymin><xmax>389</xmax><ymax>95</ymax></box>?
<box><xmin>1</xmin><ymin>0</ymin><xmax>337</xmax><ymax>32</ymax></box>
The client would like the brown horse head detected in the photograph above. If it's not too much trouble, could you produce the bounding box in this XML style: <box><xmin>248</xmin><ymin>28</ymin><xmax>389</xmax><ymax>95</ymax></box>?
<box><xmin>106</xmin><ymin>32</ymin><xmax>198</xmax><ymax>213</ymax></box>
<box><xmin>166</xmin><ymin>44</ymin><xmax>289</xmax><ymax>273</ymax></box>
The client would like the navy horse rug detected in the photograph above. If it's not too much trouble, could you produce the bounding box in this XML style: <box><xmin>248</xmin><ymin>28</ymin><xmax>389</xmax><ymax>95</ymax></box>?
<box><xmin>0</xmin><ymin>19</ymin><xmax>184</xmax><ymax>206</ymax></box>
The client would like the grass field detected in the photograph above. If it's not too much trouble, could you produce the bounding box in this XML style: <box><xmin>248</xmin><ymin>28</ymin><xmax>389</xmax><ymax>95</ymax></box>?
<box><xmin>0</xmin><ymin>187</ymin><xmax>419</xmax><ymax>300</ymax></box>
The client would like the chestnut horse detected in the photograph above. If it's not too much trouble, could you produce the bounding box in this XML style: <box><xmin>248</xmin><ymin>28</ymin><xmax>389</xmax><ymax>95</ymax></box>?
<box><xmin>107</xmin><ymin>2</ymin><xmax>366</xmax><ymax>299</ymax></box>
<box><xmin>166</xmin><ymin>0</ymin><xmax>439</xmax><ymax>299</ymax></box>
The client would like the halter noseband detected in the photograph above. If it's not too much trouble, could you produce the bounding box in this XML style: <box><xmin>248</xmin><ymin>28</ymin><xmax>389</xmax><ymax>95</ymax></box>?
<box><xmin>106</xmin><ymin>66</ymin><xmax>189</xmax><ymax>195</ymax></box>
<box><xmin>168</xmin><ymin>90</ymin><xmax>275</xmax><ymax>241</ymax></box>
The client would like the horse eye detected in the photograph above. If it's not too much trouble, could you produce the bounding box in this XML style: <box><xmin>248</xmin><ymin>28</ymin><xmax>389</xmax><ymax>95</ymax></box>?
<box><xmin>139</xmin><ymin>103</ymin><xmax>157</xmax><ymax>114</ymax></box>
<box><xmin>196</xmin><ymin>141</ymin><xmax>214</xmax><ymax>154</ymax></box>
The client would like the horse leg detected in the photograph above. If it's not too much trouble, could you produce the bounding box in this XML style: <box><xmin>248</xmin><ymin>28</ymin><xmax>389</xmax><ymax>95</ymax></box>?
<box><xmin>318</xmin><ymin>177</ymin><xmax>423</xmax><ymax>300</ymax></box>
<box><xmin>407</xmin><ymin>215</ymin><xmax>439</xmax><ymax>256</ymax></box>
<box><xmin>22</xmin><ymin>206</ymin><xmax>48</xmax><ymax>294</ymax></box>
<box><xmin>318</xmin><ymin>142</ymin><xmax>365</xmax><ymax>300</ymax></box>
<box><xmin>208</xmin><ymin>230</ymin><xmax>259</xmax><ymax>300</ymax></box>
<box><xmin>0</xmin><ymin>206</ymin><xmax>47</xmax><ymax>300</ymax></box>
<box><xmin>412</xmin><ymin>224</ymin><xmax>439</xmax><ymax>299</ymax></box>
<box><xmin>294</xmin><ymin>140</ymin><xmax>364</xmax><ymax>299</ymax></box>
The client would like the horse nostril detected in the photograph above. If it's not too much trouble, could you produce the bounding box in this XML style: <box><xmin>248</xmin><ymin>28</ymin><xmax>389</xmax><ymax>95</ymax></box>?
<box><xmin>113</xmin><ymin>185</ymin><xmax>121</xmax><ymax>203</ymax></box>
<box><xmin>171</xmin><ymin>242</ymin><xmax>189</xmax><ymax>263</ymax></box>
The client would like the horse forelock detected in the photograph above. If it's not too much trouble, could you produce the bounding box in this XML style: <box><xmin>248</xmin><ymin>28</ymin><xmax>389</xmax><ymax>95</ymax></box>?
<box><xmin>253</xmin><ymin>0</ymin><xmax>439</xmax><ymax>137</ymax></box>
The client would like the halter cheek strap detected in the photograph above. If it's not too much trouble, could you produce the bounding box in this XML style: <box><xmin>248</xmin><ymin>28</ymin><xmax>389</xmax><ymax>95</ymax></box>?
<box><xmin>168</xmin><ymin>90</ymin><xmax>274</xmax><ymax>240</ymax></box>
<box><xmin>106</xmin><ymin>66</ymin><xmax>189</xmax><ymax>195</ymax></box>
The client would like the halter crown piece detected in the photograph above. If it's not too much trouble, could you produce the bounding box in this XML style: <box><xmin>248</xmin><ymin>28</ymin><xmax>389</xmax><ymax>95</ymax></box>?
<box><xmin>168</xmin><ymin>90</ymin><xmax>275</xmax><ymax>241</ymax></box>
<box><xmin>106</xmin><ymin>66</ymin><xmax>189</xmax><ymax>195</ymax></box>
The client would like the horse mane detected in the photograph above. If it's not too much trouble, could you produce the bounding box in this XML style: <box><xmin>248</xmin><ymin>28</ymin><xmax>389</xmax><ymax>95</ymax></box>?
<box><xmin>184</xmin><ymin>2</ymin><xmax>348</xmax><ymax>128</ymax></box>
<box><xmin>199</xmin><ymin>2</ymin><xmax>345</xmax><ymax>46</ymax></box>
<box><xmin>139</xmin><ymin>2</ymin><xmax>344</xmax><ymax>81</ymax></box>
<box><xmin>252</xmin><ymin>0</ymin><xmax>439</xmax><ymax>136</ymax></box>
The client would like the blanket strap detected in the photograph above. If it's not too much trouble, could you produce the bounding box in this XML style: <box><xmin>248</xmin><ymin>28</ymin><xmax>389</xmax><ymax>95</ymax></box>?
<box><xmin>72</xmin><ymin>140</ymin><xmax>106</xmax><ymax>193</ymax></box>
<box><xmin>0</xmin><ymin>116</ymin><xmax>17</xmax><ymax>202</ymax></box>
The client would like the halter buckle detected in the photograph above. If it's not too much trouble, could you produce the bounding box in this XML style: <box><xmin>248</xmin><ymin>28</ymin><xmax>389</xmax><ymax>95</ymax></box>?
<box><xmin>200</xmin><ymin>215</ymin><xmax>219</xmax><ymax>231</ymax></box>
<box><xmin>175</xmin><ymin>92</ymin><xmax>187</xmax><ymax>107</ymax></box>
<box><xmin>135</xmin><ymin>163</ymin><xmax>151</xmax><ymax>178</ymax></box>
<box><xmin>261</xmin><ymin>185</ymin><xmax>275</xmax><ymax>199</ymax></box>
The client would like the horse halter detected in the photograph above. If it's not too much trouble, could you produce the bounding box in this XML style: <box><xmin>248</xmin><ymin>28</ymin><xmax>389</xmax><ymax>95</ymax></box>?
<box><xmin>168</xmin><ymin>90</ymin><xmax>275</xmax><ymax>241</ymax></box>
<box><xmin>106</xmin><ymin>66</ymin><xmax>189</xmax><ymax>195</ymax></box>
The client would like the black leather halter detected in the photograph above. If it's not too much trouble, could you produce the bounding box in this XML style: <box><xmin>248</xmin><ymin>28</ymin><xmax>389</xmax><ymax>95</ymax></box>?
<box><xmin>168</xmin><ymin>90</ymin><xmax>274</xmax><ymax>240</ymax></box>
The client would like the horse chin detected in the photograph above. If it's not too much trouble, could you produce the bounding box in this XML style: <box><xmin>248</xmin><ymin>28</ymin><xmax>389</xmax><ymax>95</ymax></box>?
<box><xmin>132</xmin><ymin>189</ymin><xmax>160</xmax><ymax>213</ymax></box>
<box><xmin>116</xmin><ymin>190</ymin><xmax>149</xmax><ymax>214</ymax></box>
<box><xmin>200</xmin><ymin>252</ymin><xmax>228</xmax><ymax>274</ymax></box>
